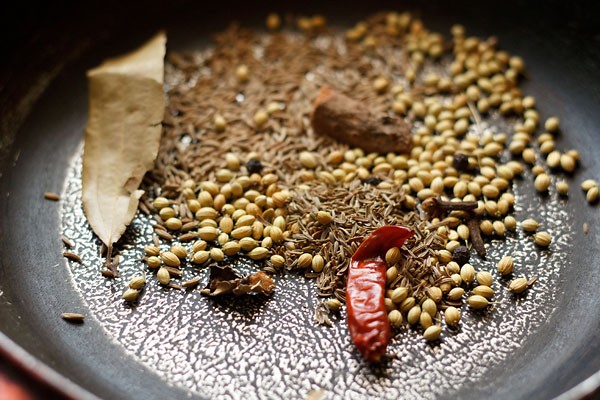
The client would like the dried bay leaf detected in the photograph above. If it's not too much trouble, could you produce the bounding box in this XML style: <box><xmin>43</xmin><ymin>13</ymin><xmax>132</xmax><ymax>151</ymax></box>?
<box><xmin>82</xmin><ymin>32</ymin><xmax>166</xmax><ymax>276</ymax></box>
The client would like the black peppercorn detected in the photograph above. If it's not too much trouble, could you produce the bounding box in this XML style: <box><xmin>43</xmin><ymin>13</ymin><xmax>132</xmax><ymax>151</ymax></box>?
<box><xmin>364</xmin><ymin>177</ymin><xmax>382</xmax><ymax>186</ymax></box>
<box><xmin>453</xmin><ymin>153</ymin><xmax>470</xmax><ymax>172</ymax></box>
<box><xmin>452</xmin><ymin>245</ymin><xmax>470</xmax><ymax>266</ymax></box>
<box><xmin>246</xmin><ymin>159</ymin><xmax>263</xmax><ymax>174</ymax></box>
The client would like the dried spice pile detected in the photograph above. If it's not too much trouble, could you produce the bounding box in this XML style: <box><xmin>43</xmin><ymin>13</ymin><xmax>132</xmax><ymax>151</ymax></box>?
<box><xmin>122</xmin><ymin>12</ymin><xmax>598</xmax><ymax>341</ymax></box>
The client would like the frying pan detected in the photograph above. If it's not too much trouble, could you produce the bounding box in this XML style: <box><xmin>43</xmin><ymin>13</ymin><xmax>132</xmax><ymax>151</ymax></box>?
<box><xmin>1</xmin><ymin>1</ymin><xmax>599</xmax><ymax>399</ymax></box>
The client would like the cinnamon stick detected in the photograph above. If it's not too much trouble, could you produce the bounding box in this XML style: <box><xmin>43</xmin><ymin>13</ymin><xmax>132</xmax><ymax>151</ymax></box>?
<box><xmin>310</xmin><ymin>86</ymin><xmax>412</xmax><ymax>154</ymax></box>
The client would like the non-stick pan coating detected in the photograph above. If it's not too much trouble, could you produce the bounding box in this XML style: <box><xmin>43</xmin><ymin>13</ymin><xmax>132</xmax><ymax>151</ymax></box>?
<box><xmin>0</xmin><ymin>1</ymin><xmax>599</xmax><ymax>399</ymax></box>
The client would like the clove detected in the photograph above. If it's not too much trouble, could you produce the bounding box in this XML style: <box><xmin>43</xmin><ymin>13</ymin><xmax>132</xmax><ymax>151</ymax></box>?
<box><xmin>422</xmin><ymin>197</ymin><xmax>478</xmax><ymax>218</ymax></box>
<box><xmin>467</xmin><ymin>211</ymin><xmax>486</xmax><ymax>258</ymax></box>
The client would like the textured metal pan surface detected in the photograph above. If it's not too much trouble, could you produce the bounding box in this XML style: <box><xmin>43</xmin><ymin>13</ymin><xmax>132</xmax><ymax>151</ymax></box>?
<box><xmin>0</xmin><ymin>2</ymin><xmax>599</xmax><ymax>400</ymax></box>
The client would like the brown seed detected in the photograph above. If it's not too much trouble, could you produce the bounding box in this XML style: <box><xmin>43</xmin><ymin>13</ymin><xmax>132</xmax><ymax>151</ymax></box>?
<box><xmin>44</xmin><ymin>192</ymin><xmax>60</xmax><ymax>201</ymax></box>
<box><xmin>61</xmin><ymin>312</ymin><xmax>85</xmax><ymax>322</ymax></box>
<box><xmin>182</xmin><ymin>277</ymin><xmax>201</xmax><ymax>288</ymax></box>
<box><xmin>63</xmin><ymin>251</ymin><xmax>82</xmax><ymax>263</ymax></box>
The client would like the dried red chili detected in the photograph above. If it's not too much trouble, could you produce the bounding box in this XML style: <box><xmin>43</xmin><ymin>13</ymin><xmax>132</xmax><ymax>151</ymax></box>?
<box><xmin>346</xmin><ymin>225</ymin><xmax>414</xmax><ymax>362</ymax></box>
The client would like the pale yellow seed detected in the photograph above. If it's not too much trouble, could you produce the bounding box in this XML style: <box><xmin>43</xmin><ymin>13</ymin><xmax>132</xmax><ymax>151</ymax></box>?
<box><xmin>209</xmin><ymin>248</ymin><xmax>225</xmax><ymax>262</ymax></box>
<box><xmin>428</xmin><ymin>287</ymin><xmax>443</xmax><ymax>303</ymax></box>
<box><xmin>472</xmin><ymin>285</ymin><xmax>495</xmax><ymax>299</ymax></box>
<box><xmin>446</xmin><ymin>261</ymin><xmax>460</xmax><ymax>275</ymax></box>
<box><xmin>504</xmin><ymin>216</ymin><xmax>517</xmax><ymax>231</ymax></box>
<box><xmin>467</xmin><ymin>295</ymin><xmax>489</xmax><ymax>309</ymax></box>
<box><xmin>493</xmin><ymin>220</ymin><xmax>506</xmax><ymax>237</ymax></box>
<box><xmin>373</xmin><ymin>77</ymin><xmax>389</xmax><ymax>94</ymax></box>
<box><xmin>237</xmin><ymin>215</ymin><xmax>256</xmax><ymax>227</ymax></box>
<box><xmin>146</xmin><ymin>256</ymin><xmax>161</xmax><ymax>269</ymax></box>
<box><xmin>297</xmin><ymin>253</ymin><xmax>313</xmax><ymax>269</ymax></box>
<box><xmin>388</xmin><ymin>310</ymin><xmax>403</xmax><ymax>328</ymax></box>
<box><xmin>270</xmin><ymin>255</ymin><xmax>285</xmax><ymax>269</ymax></box>
<box><xmin>546</xmin><ymin>151</ymin><xmax>561</xmax><ymax>169</ymax></box>
<box><xmin>192</xmin><ymin>251</ymin><xmax>209</xmax><ymax>265</ymax></box>
<box><xmin>299</xmin><ymin>151</ymin><xmax>318</xmax><ymax>168</ymax></box>
<box><xmin>122</xmin><ymin>288</ymin><xmax>140</xmax><ymax>302</ymax></box>
<box><xmin>198</xmin><ymin>227</ymin><xmax>218</xmax><ymax>241</ymax></box>
<box><xmin>445</xmin><ymin>307</ymin><xmax>461</xmax><ymax>326</ymax></box>
<box><xmin>269</xmin><ymin>226</ymin><xmax>284</xmax><ymax>243</ymax></box>
<box><xmin>316</xmin><ymin>211</ymin><xmax>333</xmax><ymax>225</ymax></box>
<box><xmin>165</xmin><ymin>218</ymin><xmax>183</xmax><ymax>231</ymax></box>
<box><xmin>477</xmin><ymin>271</ymin><xmax>493</xmax><ymax>287</ymax></box>
<box><xmin>497</xmin><ymin>256</ymin><xmax>514</xmax><ymax>276</ymax></box>
<box><xmin>556</xmin><ymin>181</ymin><xmax>569</xmax><ymax>196</ymax></box>
<box><xmin>560</xmin><ymin>154</ymin><xmax>576</xmax><ymax>173</ymax></box>
<box><xmin>420</xmin><ymin>312</ymin><xmax>433</xmax><ymax>330</ymax></box>
<box><xmin>192</xmin><ymin>240</ymin><xmax>207</xmax><ymax>253</ymax></box>
<box><xmin>457</xmin><ymin>225</ymin><xmax>470</xmax><ymax>241</ymax></box>
<box><xmin>521</xmin><ymin>219</ymin><xmax>539</xmax><ymax>232</ymax></box>
<box><xmin>447</xmin><ymin>287</ymin><xmax>464</xmax><ymax>301</ymax></box>
<box><xmin>451</xmin><ymin>273</ymin><xmax>462</xmax><ymax>286</ymax></box>
<box><xmin>159</xmin><ymin>207</ymin><xmax>176</xmax><ymax>220</ymax></box>
<box><xmin>222</xmin><ymin>241</ymin><xmax>241</xmax><ymax>257</ymax></box>
<box><xmin>509</xmin><ymin>277</ymin><xmax>529</xmax><ymax>294</ymax></box>
<box><xmin>399</xmin><ymin>297</ymin><xmax>416</xmax><ymax>314</ymax></box>
<box><xmin>312</xmin><ymin>254</ymin><xmax>324</xmax><ymax>273</ymax></box>
<box><xmin>532</xmin><ymin>165</ymin><xmax>545</xmax><ymax>176</ymax></box>
<box><xmin>235</xmin><ymin>64</ymin><xmax>249</xmax><ymax>82</ymax></box>
<box><xmin>152</xmin><ymin>197</ymin><xmax>170</xmax><ymax>210</ymax></box>
<box><xmin>129</xmin><ymin>275</ymin><xmax>146</xmax><ymax>290</ymax></box>
<box><xmin>460</xmin><ymin>264</ymin><xmax>475</xmax><ymax>284</ymax></box>
<box><xmin>581</xmin><ymin>179</ymin><xmax>598</xmax><ymax>191</ymax></box>
<box><xmin>253</xmin><ymin>110</ymin><xmax>269</xmax><ymax>127</ymax></box>
<box><xmin>522</xmin><ymin>148</ymin><xmax>536</xmax><ymax>164</ymax></box>
<box><xmin>248</xmin><ymin>247</ymin><xmax>269</xmax><ymax>260</ymax></box>
<box><xmin>534</xmin><ymin>173</ymin><xmax>550</xmax><ymax>192</ymax></box>
<box><xmin>422</xmin><ymin>299</ymin><xmax>437</xmax><ymax>317</ymax></box>
<box><xmin>534</xmin><ymin>231</ymin><xmax>552</xmax><ymax>247</ymax></box>
<box><xmin>391</xmin><ymin>287</ymin><xmax>408</xmax><ymax>304</ymax></box>
<box><xmin>160</xmin><ymin>252</ymin><xmax>180</xmax><ymax>267</ymax></box>
<box><xmin>587</xmin><ymin>187</ymin><xmax>599</xmax><ymax>203</ymax></box>
<box><xmin>144</xmin><ymin>245</ymin><xmax>160</xmax><ymax>257</ymax></box>
<box><xmin>385</xmin><ymin>247</ymin><xmax>401</xmax><ymax>267</ymax></box>
<box><xmin>219</xmin><ymin>217</ymin><xmax>234</xmax><ymax>234</ymax></box>
<box><xmin>231</xmin><ymin>226</ymin><xmax>252</xmax><ymax>240</ymax></box>
<box><xmin>386</xmin><ymin>266</ymin><xmax>399</xmax><ymax>283</ymax></box>
<box><xmin>407</xmin><ymin>305</ymin><xmax>421</xmax><ymax>325</ymax></box>
<box><xmin>239</xmin><ymin>237</ymin><xmax>258</xmax><ymax>252</ymax></box>
<box><xmin>214</xmin><ymin>114</ymin><xmax>227</xmax><ymax>131</ymax></box>
<box><xmin>423</xmin><ymin>325</ymin><xmax>442</xmax><ymax>341</ymax></box>
<box><xmin>170</xmin><ymin>245</ymin><xmax>187</xmax><ymax>259</ymax></box>
<box><xmin>157</xmin><ymin>267</ymin><xmax>170</xmax><ymax>285</ymax></box>
<box><xmin>544</xmin><ymin>116</ymin><xmax>560</xmax><ymax>132</ymax></box>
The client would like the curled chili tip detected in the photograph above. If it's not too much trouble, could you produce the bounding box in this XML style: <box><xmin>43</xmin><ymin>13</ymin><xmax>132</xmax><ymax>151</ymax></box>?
<box><xmin>346</xmin><ymin>225</ymin><xmax>414</xmax><ymax>362</ymax></box>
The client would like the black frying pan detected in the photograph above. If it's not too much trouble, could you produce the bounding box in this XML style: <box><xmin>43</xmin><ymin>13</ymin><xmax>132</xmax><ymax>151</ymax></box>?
<box><xmin>1</xmin><ymin>1</ymin><xmax>599</xmax><ymax>399</ymax></box>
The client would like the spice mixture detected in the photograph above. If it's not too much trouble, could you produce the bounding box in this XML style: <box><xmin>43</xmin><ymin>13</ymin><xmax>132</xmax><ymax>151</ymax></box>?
<box><xmin>112</xmin><ymin>12</ymin><xmax>594</xmax><ymax>343</ymax></box>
